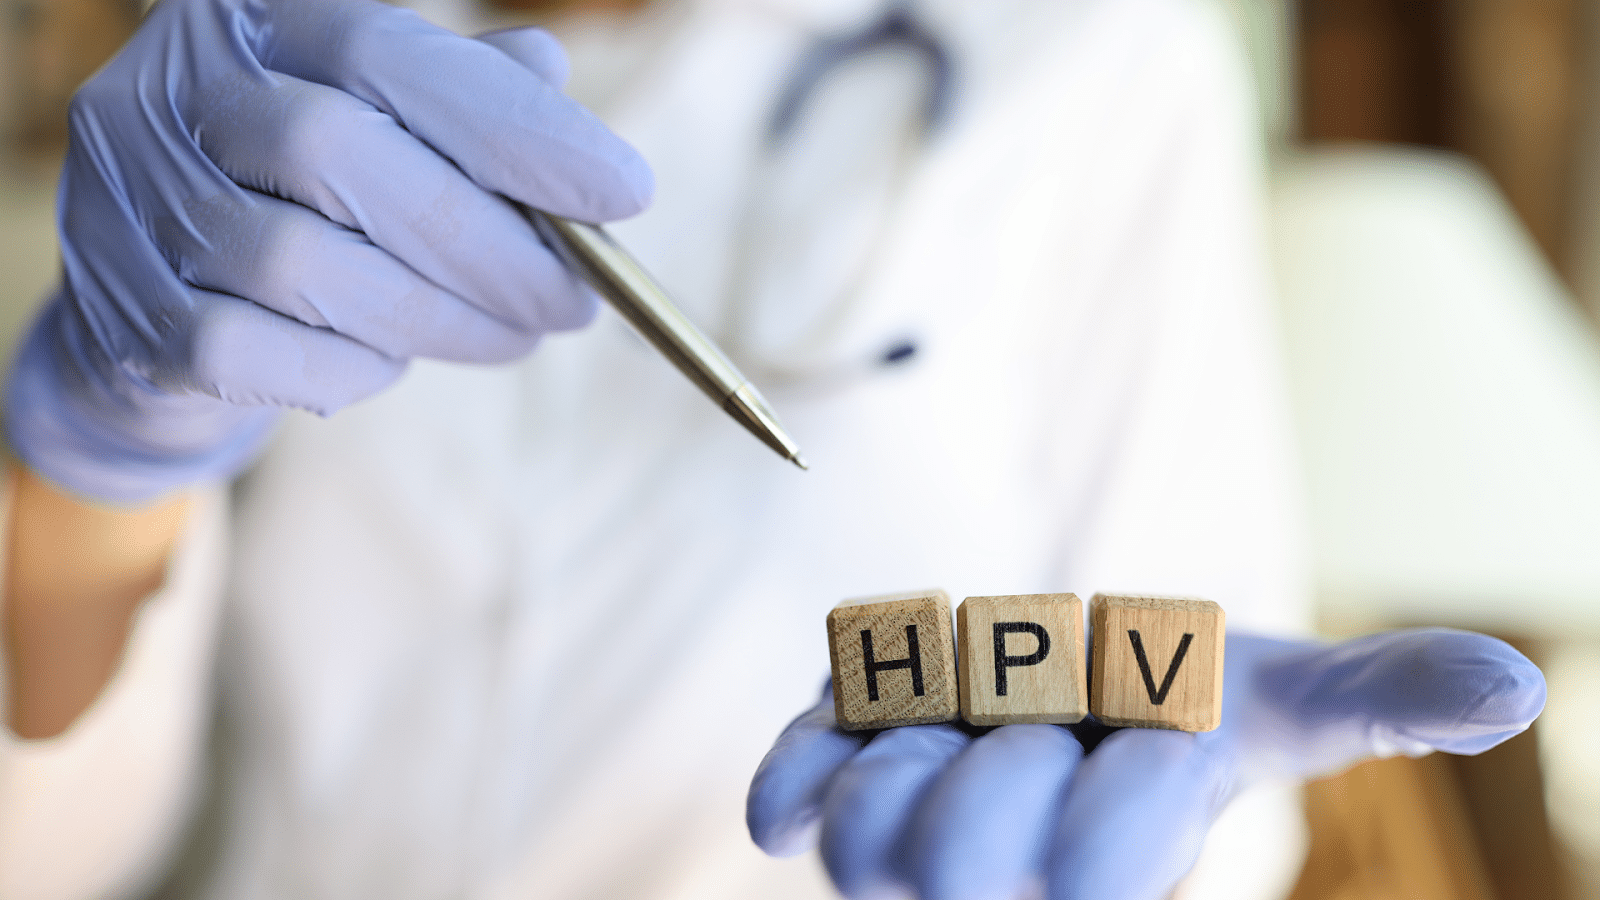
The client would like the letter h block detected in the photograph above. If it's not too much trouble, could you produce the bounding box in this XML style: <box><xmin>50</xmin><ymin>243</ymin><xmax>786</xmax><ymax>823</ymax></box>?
<box><xmin>957</xmin><ymin>593</ymin><xmax>1087</xmax><ymax>725</ymax></box>
<box><xmin>1089</xmin><ymin>594</ymin><xmax>1224</xmax><ymax>732</ymax></box>
<box><xmin>827</xmin><ymin>590</ymin><xmax>959</xmax><ymax>731</ymax></box>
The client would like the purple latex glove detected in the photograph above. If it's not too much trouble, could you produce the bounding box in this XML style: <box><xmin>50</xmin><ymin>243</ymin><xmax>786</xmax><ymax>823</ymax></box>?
<box><xmin>4</xmin><ymin>0</ymin><xmax>652</xmax><ymax>503</ymax></box>
<box><xmin>749</xmin><ymin>629</ymin><xmax>1545</xmax><ymax>900</ymax></box>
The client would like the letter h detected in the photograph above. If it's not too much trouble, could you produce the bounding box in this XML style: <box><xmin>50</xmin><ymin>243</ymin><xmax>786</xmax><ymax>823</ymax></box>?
<box><xmin>861</xmin><ymin>625</ymin><xmax>925</xmax><ymax>701</ymax></box>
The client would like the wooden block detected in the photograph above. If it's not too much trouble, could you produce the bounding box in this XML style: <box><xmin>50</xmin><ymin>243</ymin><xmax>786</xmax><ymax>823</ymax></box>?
<box><xmin>1089</xmin><ymin>594</ymin><xmax>1224</xmax><ymax>732</ymax></box>
<box><xmin>827</xmin><ymin>589</ymin><xmax>959</xmax><ymax>731</ymax></box>
<box><xmin>957</xmin><ymin>593</ymin><xmax>1087</xmax><ymax>726</ymax></box>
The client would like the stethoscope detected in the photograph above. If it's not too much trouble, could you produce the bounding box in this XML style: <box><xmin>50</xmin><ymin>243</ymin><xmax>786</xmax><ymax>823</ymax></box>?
<box><xmin>766</xmin><ymin>2</ymin><xmax>957</xmax><ymax>145</ymax></box>
<box><xmin>718</xmin><ymin>1</ymin><xmax>957</xmax><ymax>394</ymax></box>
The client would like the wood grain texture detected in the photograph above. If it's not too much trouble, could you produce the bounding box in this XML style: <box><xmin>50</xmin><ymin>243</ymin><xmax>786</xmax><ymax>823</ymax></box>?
<box><xmin>1089</xmin><ymin>594</ymin><xmax>1224</xmax><ymax>732</ymax></box>
<box><xmin>957</xmin><ymin>593</ymin><xmax>1087</xmax><ymax>726</ymax></box>
<box><xmin>828</xmin><ymin>589</ymin><xmax>958</xmax><ymax>731</ymax></box>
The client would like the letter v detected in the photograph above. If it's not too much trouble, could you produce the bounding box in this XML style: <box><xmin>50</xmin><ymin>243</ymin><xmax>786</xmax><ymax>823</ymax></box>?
<box><xmin>1126</xmin><ymin>630</ymin><xmax>1194</xmax><ymax>705</ymax></box>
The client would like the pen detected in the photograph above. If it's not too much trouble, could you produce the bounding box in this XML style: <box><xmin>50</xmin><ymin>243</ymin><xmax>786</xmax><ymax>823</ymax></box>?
<box><xmin>527</xmin><ymin>211</ymin><xmax>808</xmax><ymax>470</ymax></box>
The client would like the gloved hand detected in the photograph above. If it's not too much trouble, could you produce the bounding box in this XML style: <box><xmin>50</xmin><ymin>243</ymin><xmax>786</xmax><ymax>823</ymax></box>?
<box><xmin>749</xmin><ymin>629</ymin><xmax>1545</xmax><ymax>900</ymax></box>
<box><xmin>4</xmin><ymin>0</ymin><xmax>652</xmax><ymax>503</ymax></box>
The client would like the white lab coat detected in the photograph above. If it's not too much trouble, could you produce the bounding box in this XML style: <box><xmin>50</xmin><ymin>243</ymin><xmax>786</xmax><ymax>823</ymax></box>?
<box><xmin>0</xmin><ymin>0</ymin><xmax>1309</xmax><ymax>897</ymax></box>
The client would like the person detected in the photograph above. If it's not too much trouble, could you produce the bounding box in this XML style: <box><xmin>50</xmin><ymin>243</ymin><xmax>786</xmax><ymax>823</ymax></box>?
<box><xmin>0</xmin><ymin>0</ymin><xmax>1545</xmax><ymax>897</ymax></box>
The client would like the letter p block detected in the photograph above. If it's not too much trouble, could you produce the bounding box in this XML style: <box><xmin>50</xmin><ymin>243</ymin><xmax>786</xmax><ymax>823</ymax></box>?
<box><xmin>828</xmin><ymin>589</ymin><xmax>959</xmax><ymax>730</ymax></box>
<box><xmin>957</xmin><ymin>593</ymin><xmax>1087</xmax><ymax>725</ymax></box>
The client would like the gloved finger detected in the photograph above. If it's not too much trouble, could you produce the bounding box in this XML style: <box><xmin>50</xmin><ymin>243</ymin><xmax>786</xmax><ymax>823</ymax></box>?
<box><xmin>748</xmin><ymin>685</ymin><xmax>872</xmax><ymax>857</ymax></box>
<box><xmin>1237</xmin><ymin>629</ymin><xmax>1546</xmax><ymax>779</ymax></box>
<box><xmin>57</xmin><ymin>111</ymin><xmax>415</xmax><ymax>409</ymax></box>
<box><xmin>819</xmin><ymin>724</ymin><xmax>971</xmax><ymax>899</ymax></box>
<box><xmin>191</xmin><ymin>75</ymin><xmax>596</xmax><ymax>334</ymax></box>
<box><xmin>257</xmin><ymin>0</ymin><xmax>653</xmax><ymax>222</ymax></box>
<box><xmin>156</xmin><ymin>188</ymin><xmax>558</xmax><ymax>363</ymax></box>
<box><xmin>903</xmin><ymin>724</ymin><xmax>1082</xmax><ymax>900</ymax></box>
<box><xmin>1045</xmin><ymin>728</ymin><xmax>1229</xmax><ymax>900</ymax></box>
<box><xmin>185</xmin><ymin>288</ymin><xmax>407</xmax><ymax>415</ymax></box>
<box><xmin>477</xmin><ymin>27</ymin><xmax>571</xmax><ymax>89</ymax></box>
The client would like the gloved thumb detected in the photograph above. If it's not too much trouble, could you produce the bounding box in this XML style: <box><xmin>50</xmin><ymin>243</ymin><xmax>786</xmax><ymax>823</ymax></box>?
<box><xmin>477</xmin><ymin>27</ymin><xmax>572</xmax><ymax>89</ymax></box>
<box><xmin>1233</xmin><ymin>629</ymin><xmax>1546</xmax><ymax>781</ymax></box>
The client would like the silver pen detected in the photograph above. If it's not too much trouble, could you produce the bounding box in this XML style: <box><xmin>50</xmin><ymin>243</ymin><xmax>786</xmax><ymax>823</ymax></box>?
<box><xmin>528</xmin><ymin>211</ymin><xmax>808</xmax><ymax>470</ymax></box>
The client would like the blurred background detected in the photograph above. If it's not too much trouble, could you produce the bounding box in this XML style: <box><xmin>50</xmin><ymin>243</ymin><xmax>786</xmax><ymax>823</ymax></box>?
<box><xmin>2</xmin><ymin>1</ymin><xmax>1598</xmax><ymax>898</ymax></box>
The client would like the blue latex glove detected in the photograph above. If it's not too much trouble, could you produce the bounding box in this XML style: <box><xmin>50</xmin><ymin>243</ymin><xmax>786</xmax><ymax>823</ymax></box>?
<box><xmin>4</xmin><ymin>0</ymin><xmax>652</xmax><ymax>503</ymax></box>
<box><xmin>749</xmin><ymin>629</ymin><xmax>1545</xmax><ymax>900</ymax></box>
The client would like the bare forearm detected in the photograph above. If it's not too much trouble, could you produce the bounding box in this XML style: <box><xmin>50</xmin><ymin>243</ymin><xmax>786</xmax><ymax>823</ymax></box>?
<box><xmin>3</xmin><ymin>464</ymin><xmax>191</xmax><ymax>739</ymax></box>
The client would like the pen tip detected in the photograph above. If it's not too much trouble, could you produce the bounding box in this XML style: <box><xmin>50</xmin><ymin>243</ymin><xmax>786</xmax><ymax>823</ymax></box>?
<box><xmin>792</xmin><ymin>454</ymin><xmax>810</xmax><ymax>471</ymax></box>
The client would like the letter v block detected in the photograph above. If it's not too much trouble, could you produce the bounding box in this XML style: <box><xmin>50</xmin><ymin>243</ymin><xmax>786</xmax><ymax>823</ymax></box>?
<box><xmin>957</xmin><ymin>593</ymin><xmax>1087</xmax><ymax>726</ymax></box>
<box><xmin>828</xmin><ymin>589</ymin><xmax>959</xmax><ymax>730</ymax></box>
<box><xmin>1089</xmin><ymin>594</ymin><xmax>1224</xmax><ymax>732</ymax></box>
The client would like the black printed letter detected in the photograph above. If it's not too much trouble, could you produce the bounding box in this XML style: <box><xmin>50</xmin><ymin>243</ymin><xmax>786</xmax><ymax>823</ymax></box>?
<box><xmin>861</xmin><ymin>626</ymin><xmax>925</xmax><ymax>701</ymax></box>
<box><xmin>992</xmin><ymin>622</ymin><xmax>1050</xmax><ymax>697</ymax></box>
<box><xmin>1126</xmin><ymin>630</ymin><xmax>1193</xmax><ymax>705</ymax></box>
